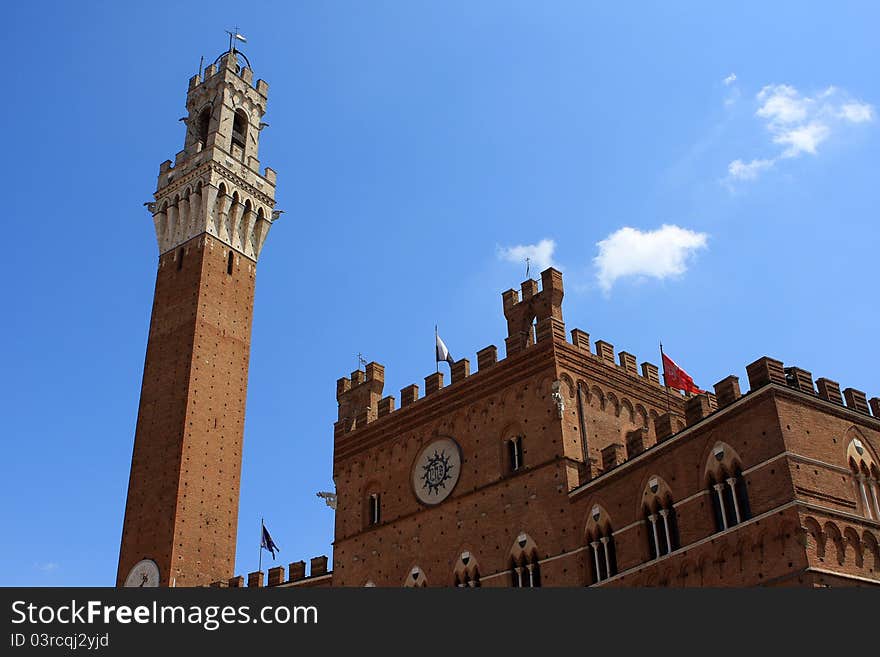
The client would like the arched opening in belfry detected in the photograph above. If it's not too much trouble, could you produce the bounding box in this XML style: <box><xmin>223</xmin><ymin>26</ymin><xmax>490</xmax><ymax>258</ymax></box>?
<box><xmin>196</xmin><ymin>106</ymin><xmax>211</xmax><ymax>149</ymax></box>
<box><xmin>231</xmin><ymin>109</ymin><xmax>248</xmax><ymax>156</ymax></box>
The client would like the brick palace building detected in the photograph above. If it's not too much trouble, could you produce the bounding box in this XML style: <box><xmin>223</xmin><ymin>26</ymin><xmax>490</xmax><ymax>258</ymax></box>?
<box><xmin>117</xmin><ymin>49</ymin><xmax>880</xmax><ymax>589</ymax></box>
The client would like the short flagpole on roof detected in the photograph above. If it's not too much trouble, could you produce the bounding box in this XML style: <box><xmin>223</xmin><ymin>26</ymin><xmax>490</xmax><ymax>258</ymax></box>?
<box><xmin>660</xmin><ymin>341</ymin><xmax>671</xmax><ymax>412</ymax></box>
<box><xmin>258</xmin><ymin>517</ymin><xmax>263</xmax><ymax>574</ymax></box>
<box><xmin>435</xmin><ymin>325</ymin><xmax>439</xmax><ymax>374</ymax></box>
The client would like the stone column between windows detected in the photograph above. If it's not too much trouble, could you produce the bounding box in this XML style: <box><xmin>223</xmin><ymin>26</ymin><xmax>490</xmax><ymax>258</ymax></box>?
<box><xmin>600</xmin><ymin>536</ymin><xmax>611</xmax><ymax>578</ymax></box>
<box><xmin>659</xmin><ymin>508</ymin><xmax>672</xmax><ymax>553</ymax></box>
<box><xmin>726</xmin><ymin>477</ymin><xmax>742</xmax><ymax>524</ymax></box>
<box><xmin>591</xmin><ymin>541</ymin><xmax>602</xmax><ymax>582</ymax></box>
<box><xmin>869</xmin><ymin>478</ymin><xmax>880</xmax><ymax>520</ymax></box>
<box><xmin>648</xmin><ymin>514</ymin><xmax>660</xmax><ymax>558</ymax></box>
<box><xmin>713</xmin><ymin>483</ymin><xmax>728</xmax><ymax>530</ymax></box>
<box><xmin>857</xmin><ymin>474</ymin><xmax>873</xmax><ymax>520</ymax></box>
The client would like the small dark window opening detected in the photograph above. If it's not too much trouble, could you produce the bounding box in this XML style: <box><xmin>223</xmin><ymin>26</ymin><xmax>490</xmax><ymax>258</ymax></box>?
<box><xmin>196</xmin><ymin>107</ymin><xmax>211</xmax><ymax>147</ymax></box>
<box><xmin>227</xmin><ymin>251</ymin><xmax>234</xmax><ymax>275</ymax></box>
<box><xmin>508</xmin><ymin>436</ymin><xmax>524</xmax><ymax>472</ymax></box>
<box><xmin>368</xmin><ymin>493</ymin><xmax>381</xmax><ymax>526</ymax></box>
<box><xmin>177</xmin><ymin>248</ymin><xmax>184</xmax><ymax>270</ymax></box>
<box><xmin>232</xmin><ymin>110</ymin><xmax>247</xmax><ymax>153</ymax></box>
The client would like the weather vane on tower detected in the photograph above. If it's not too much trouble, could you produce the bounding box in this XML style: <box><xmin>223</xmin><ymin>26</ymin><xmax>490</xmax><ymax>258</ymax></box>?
<box><xmin>226</xmin><ymin>27</ymin><xmax>247</xmax><ymax>53</ymax></box>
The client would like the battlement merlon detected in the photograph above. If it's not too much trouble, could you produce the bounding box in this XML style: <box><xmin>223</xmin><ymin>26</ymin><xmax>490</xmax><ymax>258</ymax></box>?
<box><xmin>503</xmin><ymin>267</ymin><xmax>566</xmax><ymax>356</ymax></box>
<box><xmin>335</xmin><ymin>362</ymin><xmax>385</xmax><ymax>432</ymax></box>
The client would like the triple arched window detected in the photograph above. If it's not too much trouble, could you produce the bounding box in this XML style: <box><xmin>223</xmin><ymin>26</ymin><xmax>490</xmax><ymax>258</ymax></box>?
<box><xmin>847</xmin><ymin>437</ymin><xmax>880</xmax><ymax>520</ymax></box>
<box><xmin>586</xmin><ymin>506</ymin><xmax>617</xmax><ymax>584</ymax></box>
<box><xmin>706</xmin><ymin>443</ymin><xmax>751</xmax><ymax>533</ymax></box>
<box><xmin>642</xmin><ymin>477</ymin><xmax>679</xmax><ymax>560</ymax></box>
<box><xmin>510</xmin><ymin>533</ymin><xmax>541</xmax><ymax>587</ymax></box>
<box><xmin>453</xmin><ymin>551</ymin><xmax>481</xmax><ymax>588</ymax></box>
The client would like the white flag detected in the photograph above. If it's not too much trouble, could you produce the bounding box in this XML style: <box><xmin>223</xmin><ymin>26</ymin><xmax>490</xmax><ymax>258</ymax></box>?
<box><xmin>435</xmin><ymin>332</ymin><xmax>454</xmax><ymax>365</ymax></box>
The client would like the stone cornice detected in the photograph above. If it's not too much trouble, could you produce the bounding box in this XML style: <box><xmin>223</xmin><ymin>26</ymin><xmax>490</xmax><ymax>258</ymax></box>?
<box><xmin>155</xmin><ymin>159</ymin><xmax>276</xmax><ymax>209</ymax></box>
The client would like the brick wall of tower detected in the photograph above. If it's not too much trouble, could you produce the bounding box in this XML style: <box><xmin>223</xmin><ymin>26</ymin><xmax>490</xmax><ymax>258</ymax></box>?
<box><xmin>117</xmin><ymin>234</ymin><xmax>255</xmax><ymax>587</ymax></box>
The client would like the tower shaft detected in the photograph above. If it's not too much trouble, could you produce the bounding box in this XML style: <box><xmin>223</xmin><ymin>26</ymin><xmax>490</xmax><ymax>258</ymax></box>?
<box><xmin>118</xmin><ymin>50</ymin><xmax>277</xmax><ymax>587</ymax></box>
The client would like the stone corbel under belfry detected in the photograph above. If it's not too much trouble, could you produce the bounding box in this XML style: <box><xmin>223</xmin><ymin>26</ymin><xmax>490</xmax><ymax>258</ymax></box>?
<box><xmin>150</xmin><ymin>182</ymin><xmax>276</xmax><ymax>261</ymax></box>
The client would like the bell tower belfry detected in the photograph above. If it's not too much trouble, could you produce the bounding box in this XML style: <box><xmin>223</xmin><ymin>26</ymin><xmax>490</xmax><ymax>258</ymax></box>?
<box><xmin>117</xmin><ymin>47</ymin><xmax>279</xmax><ymax>587</ymax></box>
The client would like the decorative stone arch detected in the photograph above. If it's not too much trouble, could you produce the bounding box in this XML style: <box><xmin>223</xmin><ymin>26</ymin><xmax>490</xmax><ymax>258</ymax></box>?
<box><xmin>861</xmin><ymin>531</ymin><xmax>880</xmax><ymax>571</ymax></box>
<box><xmin>403</xmin><ymin>566</ymin><xmax>427</xmax><ymax>588</ymax></box>
<box><xmin>589</xmin><ymin>385</ymin><xmax>606</xmax><ymax>411</ymax></box>
<box><xmin>802</xmin><ymin>516</ymin><xmax>825</xmax><ymax>558</ymax></box>
<box><xmin>843</xmin><ymin>526</ymin><xmax>864</xmax><ymax>567</ymax></box>
<box><xmin>638</xmin><ymin>474</ymin><xmax>674</xmax><ymax>515</ymax></box>
<box><xmin>619</xmin><ymin>397</ymin><xmax>634</xmax><ymax>425</ymax></box>
<box><xmin>823</xmin><ymin>521</ymin><xmax>845</xmax><ymax>565</ymax></box>
<box><xmin>584</xmin><ymin>503</ymin><xmax>614</xmax><ymax>539</ymax></box>
<box><xmin>703</xmin><ymin>441</ymin><xmax>744</xmax><ymax>483</ymax></box>
<box><xmin>558</xmin><ymin>373</ymin><xmax>575</xmax><ymax>399</ymax></box>
<box><xmin>635</xmin><ymin>404</ymin><xmax>649</xmax><ymax>428</ymax></box>
<box><xmin>606</xmin><ymin>391</ymin><xmax>620</xmax><ymax>417</ymax></box>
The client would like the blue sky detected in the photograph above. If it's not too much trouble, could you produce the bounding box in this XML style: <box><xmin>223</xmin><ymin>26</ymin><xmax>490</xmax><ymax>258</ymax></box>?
<box><xmin>2</xmin><ymin>2</ymin><xmax>878</xmax><ymax>585</ymax></box>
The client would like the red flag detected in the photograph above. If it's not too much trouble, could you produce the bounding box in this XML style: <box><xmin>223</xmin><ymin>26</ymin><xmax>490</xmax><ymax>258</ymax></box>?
<box><xmin>662</xmin><ymin>352</ymin><xmax>704</xmax><ymax>395</ymax></box>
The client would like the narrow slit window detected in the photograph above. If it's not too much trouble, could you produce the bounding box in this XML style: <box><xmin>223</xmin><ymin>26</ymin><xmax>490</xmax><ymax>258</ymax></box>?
<box><xmin>368</xmin><ymin>493</ymin><xmax>381</xmax><ymax>526</ymax></box>
<box><xmin>177</xmin><ymin>248</ymin><xmax>184</xmax><ymax>270</ymax></box>
<box><xmin>508</xmin><ymin>436</ymin><xmax>524</xmax><ymax>472</ymax></box>
<box><xmin>227</xmin><ymin>251</ymin><xmax>234</xmax><ymax>275</ymax></box>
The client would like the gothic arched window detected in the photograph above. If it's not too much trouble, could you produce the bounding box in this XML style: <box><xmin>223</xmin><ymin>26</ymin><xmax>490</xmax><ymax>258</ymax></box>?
<box><xmin>642</xmin><ymin>477</ymin><xmax>679</xmax><ymax>560</ymax></box>
<box><xmin>847</xmin><ymin>436</ymin><xmax>880</xmax><ymax>520</ymax></box>
<box><xmin>586</xmin><ymin>506</ymin><xmax>617</xmax><ymax>584</ymax></box>
<box><xmin>453</xmin><ymin>551</ymin><xmax>481</xmax><ymax>588</ymax></box>
<box><xmin>705</xmin><ymin>443</ymin><xmax>750</xmax><ymax>533</ymax></box>
<box><xmin>509</xmin><ymin>533</ymin><xmax>541</xmax><ymax>587</ymax></box>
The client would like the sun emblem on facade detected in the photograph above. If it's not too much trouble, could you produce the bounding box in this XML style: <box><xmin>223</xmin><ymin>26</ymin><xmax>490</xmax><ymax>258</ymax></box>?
<box><xmin>421</xmin><ymin>449</ymin><xmax>454</xmax><ymax>496</ymax></box>
<box><xmin>412</xmin><ymin>438</ymin><xmax>462</xmax><ymax>505</ymax></box>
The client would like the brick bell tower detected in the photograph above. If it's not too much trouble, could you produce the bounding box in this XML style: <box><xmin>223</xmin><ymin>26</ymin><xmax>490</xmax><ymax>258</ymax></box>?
<box><xmin>117</xmin><ymin>47</ymin><xmax>279</xmax><ymax>587</ymax></box>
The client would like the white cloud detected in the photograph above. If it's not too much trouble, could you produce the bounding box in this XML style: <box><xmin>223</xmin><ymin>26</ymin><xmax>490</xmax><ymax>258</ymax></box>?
<box><xmin>593</xmin><ymin>225</ymin><xmax>708</xmax><ymax>294</ymax></box>
<box><xmin>497</xmin><ymin>239</ymin><xmax>556</xmax><ymax>272</ymax></box>
<box><xmin>35</xmin><ymin>562</ymin><xmax>58</xmax><ymax>572</ymax></box>
<box><xmin>774</xmin><ymin>121</ymin><xmax>830</xmax><ymax>157</ymax></box>
<box><xmin>723</xmin><ymin>73</ymin><xmax>737</xmax><ymax>86</ymax></box>
<box><xmin>756</xmin><ymin>84</ymin><xmax>810</xmax><ymax>125</ymax></box>
<box><xmin>727</xmin><ymin>84</ymin><xmax>874</xmax><ymax>183</ymax></box>
<box><xmin>839</xmin><ymin>102</ymin><xmax>874</xmax><ymax>123</ymax></box>
<box><xmin>728</xmin><ymin>158</ymin><xmax>775</xmax><ymax>180</ymax></box>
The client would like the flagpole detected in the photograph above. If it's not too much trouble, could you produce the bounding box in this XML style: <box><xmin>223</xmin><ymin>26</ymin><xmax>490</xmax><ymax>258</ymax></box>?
<box><xmin>435</xmin><ymin>325</ymin><xmax>439</xmax><ymax>374</ymax></box>
<box><xmin>660</xmin><ymin>341</ymin><xmax>671</xmax><ymax>413</ymax></box>
<box><xmin>258</xmin><ymin>517</ymin><xmax>263</xmax><ymax>574</ymax></box>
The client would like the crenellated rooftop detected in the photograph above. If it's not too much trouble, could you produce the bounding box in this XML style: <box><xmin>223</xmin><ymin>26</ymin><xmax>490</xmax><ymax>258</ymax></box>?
<box><xmin>210</xmin><ymin>555</ymin><xmax>331</xmax><ymax>588</ymax></box>
<box><xmin>333</xmin><ymin>268</ymin><xmax>880</xmax><ymax>447</ymax></box>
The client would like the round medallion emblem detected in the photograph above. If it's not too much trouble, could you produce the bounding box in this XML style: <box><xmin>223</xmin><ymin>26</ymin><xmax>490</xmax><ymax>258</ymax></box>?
<box><xmin>412</xmin><ymin>438</ymin><xmax>461</xmax><ymax>505</ymax></box>
<box><xmin>123</xmin><ymin>559</ymin><xmax>160</xmax><ymax>587</ymax></box>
